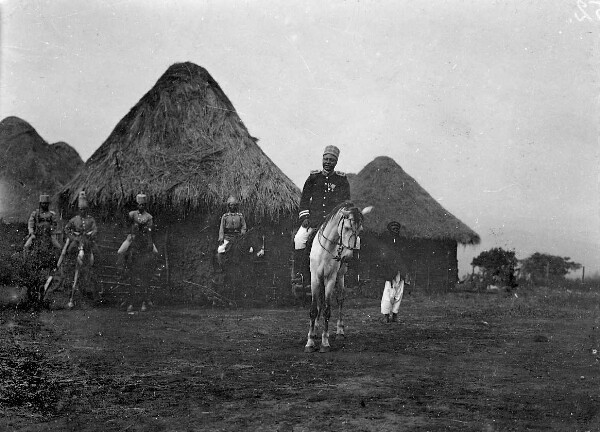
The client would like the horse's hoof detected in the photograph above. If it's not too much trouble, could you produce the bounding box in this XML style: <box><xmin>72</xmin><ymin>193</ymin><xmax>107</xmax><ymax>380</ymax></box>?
<box><xmin>319</xmin><ymin>345</ymin><xmax>331</xmax><ymax>353</ymax></box>
<box><xmin>304</xmin><ymin>345</ymin><xmax>317</xmax><ymax>353</ymax></box>
<box><xmin>336</xmin><ymin>333</ymin><xmax>346</xmax><ymax>339</ymax></box>
<box><xmin>140</xmin><ymin>302</ymin><xmax>147</xmax><ymax>312</ymax></box>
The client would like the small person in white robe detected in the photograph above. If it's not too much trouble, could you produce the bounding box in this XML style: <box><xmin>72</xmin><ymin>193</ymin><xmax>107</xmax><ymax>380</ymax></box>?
<box><xmin>381</xmin><ymin>270</ymin><xmax>407</xmax><ymax>323</ymax></box>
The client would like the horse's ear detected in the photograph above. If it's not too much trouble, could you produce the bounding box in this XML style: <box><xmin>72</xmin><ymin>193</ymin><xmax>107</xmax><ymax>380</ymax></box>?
<box><xmin>361</xmin><ymin>206</ymin><xmax>374</xmax><ymax>215</ymax></box>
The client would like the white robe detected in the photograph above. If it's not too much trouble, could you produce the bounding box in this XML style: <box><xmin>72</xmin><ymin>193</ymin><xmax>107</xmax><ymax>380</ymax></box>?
<box><xmin>381</xmin><ymin>279</ymin><xmax>405</xmax><ymax>315</ymax></box>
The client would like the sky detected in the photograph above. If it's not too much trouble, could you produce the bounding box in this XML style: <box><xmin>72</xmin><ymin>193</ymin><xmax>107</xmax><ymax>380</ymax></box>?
<box><xmin>1</xmin><ymin>0</ymin><xmax>599</xmax><ymax>278</ymax></box>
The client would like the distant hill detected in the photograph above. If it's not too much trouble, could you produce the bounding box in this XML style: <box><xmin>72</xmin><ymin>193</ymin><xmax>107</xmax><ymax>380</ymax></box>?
<box><xmin>0</xmin><ymin>116</ymin><xmax>83</xmax><ymax>222</ymax></box>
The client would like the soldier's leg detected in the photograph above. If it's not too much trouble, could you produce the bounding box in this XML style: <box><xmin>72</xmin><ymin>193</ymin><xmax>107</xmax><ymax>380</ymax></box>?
<box><xmin>292</xmin><ymin>227</ymin><xmax>312</xmax><ymax>284</ymax></box>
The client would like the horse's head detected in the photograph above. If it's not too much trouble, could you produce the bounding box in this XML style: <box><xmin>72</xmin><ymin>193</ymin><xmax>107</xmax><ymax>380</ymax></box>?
<box><xmin>339</xmin><ymin>205</ymin><xmax>373</xmax><ymax>250</ymax></box>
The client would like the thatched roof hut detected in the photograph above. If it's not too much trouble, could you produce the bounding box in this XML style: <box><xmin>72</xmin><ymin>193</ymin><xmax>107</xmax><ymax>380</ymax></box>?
<box><xmin>59</xmin><ymin>62</ymin><xmax>301</xmax><ymax>305</ymax></box>
<box><xmin>0</xmin><ymin>116</ymin><xmax>83</xmax><ymax>222</ymax></box>
<box><xmin>349</xmin><ymin>156</ymin><xmax>479</xmax><ymax>245</ymax></box>
<box><xmin>349</xmin><ymin>156</ymin><xmax>479</xmax><ymax>291</ymax></box>
<box><xmin>61</xmin><ymin>62</ymin><xmax>299</xmax><ymax>221</ymax></box>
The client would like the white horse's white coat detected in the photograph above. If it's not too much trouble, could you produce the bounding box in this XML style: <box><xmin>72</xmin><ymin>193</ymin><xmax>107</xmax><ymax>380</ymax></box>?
<box><xmin>304</xmin><ymin>204</ymin><xmax>372</xmax><ymax>353</ymax></box>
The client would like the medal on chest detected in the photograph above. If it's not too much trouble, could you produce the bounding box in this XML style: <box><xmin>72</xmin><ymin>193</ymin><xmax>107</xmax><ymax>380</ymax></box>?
<box><xmin>325</xmin><ymin>182</ymin><xmax>337</xmax><ymax>193</ymax></box>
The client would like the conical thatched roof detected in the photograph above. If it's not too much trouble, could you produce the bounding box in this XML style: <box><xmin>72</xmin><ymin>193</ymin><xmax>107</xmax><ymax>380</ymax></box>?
<box><xmin>0</xmin><ymin>116</ymin><xmax>83</xmax><ymax>221</ymax></box>
<box><xmin>350</xmin><ymin>156</ymin><xmax>480</xmax><ymax>245</ymax></box>
<box><xmin>61</xmin><ymin>62</ymin><xmax>300</xmax><ymax>220</ymax></box>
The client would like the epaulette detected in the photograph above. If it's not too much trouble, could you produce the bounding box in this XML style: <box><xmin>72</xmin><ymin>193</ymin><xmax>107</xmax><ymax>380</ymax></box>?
<box><xmin>335</xmin><ymin>171</ymin><xmax>346</xmax><ymax>177</ymax></box>
<box><xmin>310</xmin><ymin>169</ymin><xmax>321</xmax><ymax>175</ymax></box>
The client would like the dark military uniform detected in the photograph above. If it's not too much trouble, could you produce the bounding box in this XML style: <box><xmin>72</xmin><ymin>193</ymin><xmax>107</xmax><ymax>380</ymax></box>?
<box><xmin>26</xmin><ymin>209</ymin><xmax>61</xmax><ymax>250</ymax></box>
<box><xmin>219</xmin><ymin>212</ymin><xmax>247</xmax><ymax>243</ymax></box>
<box><xmin>64</xmin><ymin>213</ymin><xmax>98</xmax><ymax>256</ymax></box>
<box><xmin>299</xmin><ymin>170</ymin><xmax>351</xmax><ymax>228</ymax></box>
<box><xmin>28</xmin><ymin>209</ymin><xmax>58</xmax><ymax>237</ymax></box>
<box><xmin>128</xmin><ymin>210</ymin><xmax>154</xmax><ymax>252</ymax></box>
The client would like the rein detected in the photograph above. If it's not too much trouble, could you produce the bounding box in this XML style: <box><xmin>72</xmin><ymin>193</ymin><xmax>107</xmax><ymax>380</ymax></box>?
<box><xmin>317</xmin><ymin>212</ymin><xmax>360</xmax><ymax>261</ymax></box>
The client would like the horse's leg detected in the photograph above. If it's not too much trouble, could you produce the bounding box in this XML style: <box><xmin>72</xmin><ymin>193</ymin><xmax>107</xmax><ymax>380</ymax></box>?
<box><xmin>68</xmin><ymin>263</ymin><xmax>80</xmax><ymax>309</ymax></box>
<box><xmin>320</xmin><ymin>275</ymin><xmax>337</xmax><ymax>353</ymax></box>
<box><xmin>335</xmin><ymin>264</ymin><xmax>347</xmax><ymax>338</ymax></box>
<box><xmin>304</xmin><ymin>292</ymin><xmax>319</xmax><ymax>352</ymax></box>
<box><xmin>305</xmin><ymin>269</ymin><xmax>321</xmax><ymax>353</ymax></box>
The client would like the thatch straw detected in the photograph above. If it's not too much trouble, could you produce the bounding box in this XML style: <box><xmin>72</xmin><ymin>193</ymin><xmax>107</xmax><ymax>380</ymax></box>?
<box><xmin>349</xmin><ymin>156</ymin><xmax>480</xmax><ymax>245</ymax></box>
<box><xmin>60</xmin><ymin>62</ymin><xmax>300</xmax><ymax>221</ymax></box>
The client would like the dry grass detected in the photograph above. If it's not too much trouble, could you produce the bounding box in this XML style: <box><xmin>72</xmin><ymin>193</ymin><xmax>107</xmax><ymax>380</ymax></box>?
<box><xmin>349</xmin><ymin>156</ymin><xmax>479</xmax><ymax>244</ymax></box>
<box><xmin>60</xmin><ymin>62</ymin><xmax>300</xmax><ymax>222</ymax></box>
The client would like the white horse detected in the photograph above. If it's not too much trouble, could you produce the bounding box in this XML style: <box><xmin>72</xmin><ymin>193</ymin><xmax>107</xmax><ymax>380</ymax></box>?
<box><xmin>304</xmin><ymin>201</ymin><xmax>373</xmax><ymax>353</ymax></box>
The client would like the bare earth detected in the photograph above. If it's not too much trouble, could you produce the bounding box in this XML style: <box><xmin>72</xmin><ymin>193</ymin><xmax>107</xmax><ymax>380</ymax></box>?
<box><xmin>1</xmin><ymin>287</ymin><xmax>600</xmax><ymax>432</ymax></box>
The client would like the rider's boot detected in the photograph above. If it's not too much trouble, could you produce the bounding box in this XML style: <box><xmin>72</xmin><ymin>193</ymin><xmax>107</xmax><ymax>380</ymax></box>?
<box><xmin>391</xmin><ymin>313</ymin><xmax>398</xmax><ymax>322</ymax></box>
<box><xmin>385</xmin><ymin>314</ymin><xmax>390</xmax><ymax>323</ymax></box>
<box><xmin>291</xmin><ymin>249</ymin><xmax>305</xmax><ymax>284</ymax></box>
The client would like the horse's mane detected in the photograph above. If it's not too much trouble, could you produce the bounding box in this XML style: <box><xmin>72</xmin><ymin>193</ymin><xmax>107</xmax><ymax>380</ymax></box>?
<box><xmin>319</xmin><ymin>201</ymin><xmax>363</xmax><ymax>232</ymax></box>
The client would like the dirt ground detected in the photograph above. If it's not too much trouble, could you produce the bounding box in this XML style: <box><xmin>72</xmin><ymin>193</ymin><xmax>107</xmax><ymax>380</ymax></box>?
<box><xmin>1</xmin><ymin>286</ymin><xmax>600</xmax><ymax>432</ymax></box>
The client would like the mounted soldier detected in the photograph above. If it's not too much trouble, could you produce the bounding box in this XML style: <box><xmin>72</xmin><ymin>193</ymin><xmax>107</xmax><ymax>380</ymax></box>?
<box><xmin>216</xmin><ymin>196</ymin><xmax>247</xmax><ymax>271</ymax></box>
<box><xmin>63</xmin><ymin>191</ymin><xmax>98</xmax><ymax>307</ymax></box>
<box><xmin>64</xmin><ymin>191</ymin><xmax>98</xmax><ymax>260</ymax></box>
<box><xmin>118</xmin><ymin>193</ymin><xmax>157</xmax><ymax>312</ymax></box>
<box><xmin>292</xmin><ymin>145</ymin><xmax>351</xmax><ymax>288</ymax></box>
<box><xmin>24</xmin><ymin>193</ymin><xmax>62</xmax><ymax>252</ymax></box>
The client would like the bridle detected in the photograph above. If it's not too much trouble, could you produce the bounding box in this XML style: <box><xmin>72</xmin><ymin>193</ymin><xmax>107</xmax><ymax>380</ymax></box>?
<box><xmin>317</xmin><ymin>211</ymin><xmax>362</xmax><ymax>261</ymax></box>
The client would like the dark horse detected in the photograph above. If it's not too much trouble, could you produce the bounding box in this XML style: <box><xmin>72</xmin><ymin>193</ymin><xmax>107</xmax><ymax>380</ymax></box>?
<box><xmin>304</xmin><ymin>201</ymin><xmax>373</xmax><ymax>353</ymax></box>
<box><xmin>118</xmin><ymin>233</ymin><xmax>157</xmax><ymax>308</ymax></box>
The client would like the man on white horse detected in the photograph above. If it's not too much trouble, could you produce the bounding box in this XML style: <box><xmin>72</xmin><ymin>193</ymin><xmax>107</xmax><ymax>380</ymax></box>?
<box><xmin>292</xmin><ymin>145</ymin><xmax>351</xmax><ymax>288</ymax></box>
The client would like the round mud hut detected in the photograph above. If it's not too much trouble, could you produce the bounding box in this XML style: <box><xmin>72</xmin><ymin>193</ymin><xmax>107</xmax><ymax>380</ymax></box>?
<box><xmin>60</xmin><ymin>62</ymin><xmax>300</xmax><ymax>306</ymax></box>
<box><xmin>0</xmin><ymin>116</ymin><xmax>83</xmax><ymax>223</ymax></box>
<box><xmin>349</xmin><ymin>156</ymin><xmax>480</xmax><ymax>292</ymax></box>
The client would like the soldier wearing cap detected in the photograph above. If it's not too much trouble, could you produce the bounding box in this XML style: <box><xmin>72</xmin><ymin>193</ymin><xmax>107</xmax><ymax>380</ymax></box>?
<box><xmin>64</xmin><ymin>191</ymin><xmax>98</xmax><ymax>260</ymax></box>
<box><xmin>292</xmin><ymin>145</ymin><xmax>351</xmax><ymax>285</ymax></box>
<box><xmin>120</xmin><ymin>193</ymin><xmax>156</xmax><ymax>312</ymax></box>
<box><xmin>24</xmin><ymin>193</ymin><xmax>62</xmax><ymax>251</ymax></box>
<box><xmin>216</xmin><ymin>196</ymin><xmax>247</xmax><ymax>270</ymax></box>
<box><xmin>118</xmin><ymin>193</ymin><xmax>155</xmax><ymax>256</ymax></box>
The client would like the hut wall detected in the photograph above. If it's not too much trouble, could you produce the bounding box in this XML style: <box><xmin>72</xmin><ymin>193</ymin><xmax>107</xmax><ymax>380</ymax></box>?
<box><xmin>354</xmin><ymin>232</ymin><xmax>458</xmax><ymax>293</ymax></box>
<box><xmin>165</xmin><ymin>215</ymin><xmax>297</xmax><ymax>306</ymax></box>
<box><xmin>71</xmin><ymin>207</ymin><xmax>298</xmax><ymax>306</ymax></box>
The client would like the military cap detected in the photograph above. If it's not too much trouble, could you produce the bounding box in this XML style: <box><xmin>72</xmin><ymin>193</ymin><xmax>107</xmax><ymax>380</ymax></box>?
<box><xmin>78</xmin><ymin>191</ymin><xmax>88</xmax><ymax>209</ymax></box>
<box><xmin>227</xmin><ymin>196</ymin><xmax>238</xmax><ymax>205</ymax></box>
<box><xmin>323</xmin><ymin>145</ymin><xmax>340</xmax><ymax>159</ymax></box>
<box><xmin>136</xmin><ymin>194</ymin><xmax>148</xmax><ymax>204</ymax></box>
<box><xmin>39</xmin><ymin>194</ymin><xmax>50</xmax><ymax>203</ymax></box>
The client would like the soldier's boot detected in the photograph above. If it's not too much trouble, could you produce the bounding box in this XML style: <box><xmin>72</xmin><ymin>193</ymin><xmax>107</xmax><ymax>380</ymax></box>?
<box><xmin>385</xmin><ymin>314</ymin><xmax>390</xmax><ymax>323</ymax></box>
<box><xmin>291</xmin><ymin>249</ymin><xmax>305</xmax><ymax>284</ymax></box>
<box><xmin>391</xmin><ymin>313</ymin><xmax>398</xmax><ymax>322</ymax></box>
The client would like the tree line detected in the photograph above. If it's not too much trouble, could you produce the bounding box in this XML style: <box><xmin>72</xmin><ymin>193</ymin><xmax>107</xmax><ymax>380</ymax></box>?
<box><xmin>469</xmin><ymin>247</ymin><xmax>582</xmax><ymax>288</ymax></box>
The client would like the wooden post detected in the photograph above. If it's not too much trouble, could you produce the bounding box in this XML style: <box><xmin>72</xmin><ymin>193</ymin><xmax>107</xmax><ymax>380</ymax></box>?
<box><xmin>426</xmin><ymin>259</ymin><xmax>430</xmax><ymax>291</ymax></box>
<box><xmin>582</xmin><ymin>266</ymin><xmax>585</xmax><ymax>283</ymax></box>
<box><xmin>446</xmin><ymin>250</ymin><xmax>450</xmax><ymax>291</ymax></box>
